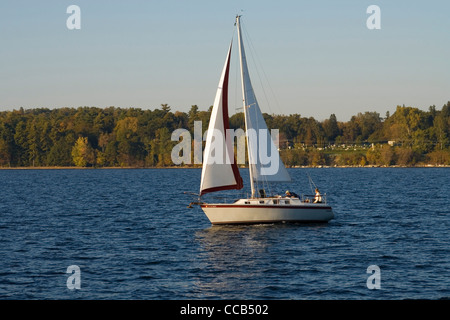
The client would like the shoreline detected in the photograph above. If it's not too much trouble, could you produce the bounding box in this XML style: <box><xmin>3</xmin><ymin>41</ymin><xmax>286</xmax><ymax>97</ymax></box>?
<box><xmin>0</xmin><ymin>165</ymin><xmax>449</xmax><ymax>170</ymax></box>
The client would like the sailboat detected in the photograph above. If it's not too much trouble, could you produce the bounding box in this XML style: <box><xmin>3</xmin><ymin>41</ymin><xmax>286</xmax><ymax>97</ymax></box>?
<box><xmin>197</xmin><ymin>16</ymin><xmax>334</xmax><ymax>225</ymax></box>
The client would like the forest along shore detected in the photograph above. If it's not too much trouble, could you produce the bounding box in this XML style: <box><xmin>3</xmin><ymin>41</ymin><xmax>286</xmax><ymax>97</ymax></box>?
<box><xmin>1</xmin><ymin>165</ymin><xmax>449</xmax><ymax>170</ymax></box>
<box><xmin>0</xmin><ymin>102</ymin><xmax>449</xmax><ymax>168</ymax></box>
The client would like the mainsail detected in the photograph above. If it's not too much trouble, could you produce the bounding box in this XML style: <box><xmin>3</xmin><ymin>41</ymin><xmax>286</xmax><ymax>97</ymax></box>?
<box><xmin>236</xmin><ymin>16</ymin><xmax>291</xmax><ymax>194</ymax></box>
<box><xmin>199</xmin><ymin>43</ymin><xmax>243</xmax><ymax>196</ymax></box>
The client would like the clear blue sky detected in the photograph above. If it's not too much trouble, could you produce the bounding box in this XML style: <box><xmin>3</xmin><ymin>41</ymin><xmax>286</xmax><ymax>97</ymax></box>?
<box><xmin>0</xmin><ymin>0</ymin><xmax>449</xmax><ymax>121</ymax></box>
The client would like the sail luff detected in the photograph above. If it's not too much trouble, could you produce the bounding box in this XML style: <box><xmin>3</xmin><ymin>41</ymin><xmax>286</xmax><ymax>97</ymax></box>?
<box><xmin>199</xmin><ymin>42</ymin><xmax>243</xmax><ymax>196</ymax></box>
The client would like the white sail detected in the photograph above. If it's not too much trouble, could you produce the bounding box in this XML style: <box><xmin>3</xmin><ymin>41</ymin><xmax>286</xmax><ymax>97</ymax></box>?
<box><xmin>199</xmin><ymin>43</ymin><xmax>243</xmax><ymax>196</ymax></box>
<box><xmin>236</xmin><ymin>16</ymin><xmax>291</xmax><ymax>188</ymax></box>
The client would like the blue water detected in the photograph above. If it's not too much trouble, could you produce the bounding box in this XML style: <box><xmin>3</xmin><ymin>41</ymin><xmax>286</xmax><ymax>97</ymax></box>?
<box><xmin>0</xmin><ymin>168</ymin><xmax>448</xmax><ymax>300</ymax></box>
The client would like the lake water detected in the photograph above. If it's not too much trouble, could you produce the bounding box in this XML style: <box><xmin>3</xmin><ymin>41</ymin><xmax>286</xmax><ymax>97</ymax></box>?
<box><xmin>0</xmin><ymin>168</ymin><xmax>448</xmax><ymax>300</ymax></box>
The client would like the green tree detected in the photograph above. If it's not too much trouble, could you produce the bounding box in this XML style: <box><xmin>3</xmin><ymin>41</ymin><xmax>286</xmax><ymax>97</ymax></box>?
<box><xmin>14</xmin><ymin>120</ymin><xmax>29</xmax><ymax>166</ymax></box>
<box><xmin>427</xmin><ymin>149</ymin><xmax>450</xmax><ymax>165</ymax></box>
<box><xmin>114</xmin><ymin>116</ymin><xmax>145</xmax><ymax>166</ymax></box>
<box><xmin>395</xmin><ymin>147</ymin><xmax>414</xmax><ymax>166</ymax></box>
<box><xmin>379</xmin><ymin>144</ymin><xmax>394</xmax><ymax>166</ymax></box>
<box><xmin>433</xmin><ymin>112</ymin><xmax>449</xmax><ymax>150</ymax></box>
<box><xmin>150</xmin><ymin>127</ymin><xmax>173</xmax><ymax>166</ymax></box>
<box><xmin>322</xmin><ymin>114</ymin><xmax>340</xmax><ymax>143</ymax></box>
<box><xmin>341</xmin><ymin>117</ymin><xmax>361</xmax><ymax>143</ymax></box>
<box><xmin>47</xmin><ymin>137</ymin><xmax>73</xmax><ymax>166</ymax></box>
<box><xmin>385</xmin><ymin>106</ymin><xmax>428</xmax><ymax>148</ymax></box>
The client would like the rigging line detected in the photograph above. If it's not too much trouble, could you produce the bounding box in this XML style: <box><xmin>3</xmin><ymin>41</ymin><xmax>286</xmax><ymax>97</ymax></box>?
<box><xmin>241</xmin><ymin>21</ymin><xmax>272</xmax><ymax>116</ymax></box>
<box><xmin>240</xmin><ymin>19</ymin><xmax>282</xmax><ymax>116</ymax></box>
<box><xmin>306</xmin><ymin>171</ymin><xmax>317</xmax><ymax>194</ymax></box>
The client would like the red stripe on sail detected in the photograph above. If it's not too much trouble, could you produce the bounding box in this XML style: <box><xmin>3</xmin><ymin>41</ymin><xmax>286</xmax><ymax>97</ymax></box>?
<box><xmin>200</xmin><ymin>43</ymin><xmax>243</xmax><ymax>196</ymax></box>
<box><xmin>221</xmin><ymin>43</ymin><xmax>244</xmax><ymax>192</ymax></box>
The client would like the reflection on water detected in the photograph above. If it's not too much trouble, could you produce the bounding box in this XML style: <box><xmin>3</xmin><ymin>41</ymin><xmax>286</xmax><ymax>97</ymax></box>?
<box><xmin>192</xmin><ymin>223</ymin><xmax>329</xmax><ymax>299</ymax></box>
<box><xmin>193</xmin><ymin>225</ymin><xmax>271</xmax><ymax>298</ymax></box>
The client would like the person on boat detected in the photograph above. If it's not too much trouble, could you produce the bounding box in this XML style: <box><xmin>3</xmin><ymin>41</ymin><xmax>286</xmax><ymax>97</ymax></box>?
<box><xmin>259</xmin><ymin>189</ymin><xmax>266</xmax><ymax>198</ymax></box>
<box><xmin>285</xmin><ymin>190</ymin><xmax>299</xmax><ymax>198</ymax></box>
<box><xmin>314</xmin><ymin>188</ymin><xmax>322</xmax><ymax>203</ymax></box>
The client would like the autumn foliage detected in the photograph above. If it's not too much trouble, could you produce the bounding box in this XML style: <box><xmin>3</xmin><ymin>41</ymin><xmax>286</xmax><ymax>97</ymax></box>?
<box><xmin>0</xmin><ymin>102</ymin><xmax>449</xmax><ymax>167</ymax></box>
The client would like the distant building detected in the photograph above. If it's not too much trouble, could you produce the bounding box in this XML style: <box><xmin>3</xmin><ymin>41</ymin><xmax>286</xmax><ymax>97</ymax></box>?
<box><xmin>388</xmin><ymin>141</ymin><xmax>396</xmax><ymax>146</ymax></box>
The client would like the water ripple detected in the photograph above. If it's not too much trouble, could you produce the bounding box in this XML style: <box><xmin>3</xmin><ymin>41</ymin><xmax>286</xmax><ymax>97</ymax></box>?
<box><xmin>0</xmin><ymin>168</ymin><xmax>448</xmax><ymax>299</ymax></box>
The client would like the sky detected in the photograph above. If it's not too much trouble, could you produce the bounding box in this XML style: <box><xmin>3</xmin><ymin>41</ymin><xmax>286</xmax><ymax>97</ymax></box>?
<box><xmin>0</xmin><ymin>0</ymin><xmax>449</xmax><ymax>121</ymax></box>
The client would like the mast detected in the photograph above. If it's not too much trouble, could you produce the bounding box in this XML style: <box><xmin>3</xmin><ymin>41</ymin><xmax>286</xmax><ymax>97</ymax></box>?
<box><xmin>236</xmin><ymin>15</ymin><xmax>256</xmax><ymax>198</ymax></box>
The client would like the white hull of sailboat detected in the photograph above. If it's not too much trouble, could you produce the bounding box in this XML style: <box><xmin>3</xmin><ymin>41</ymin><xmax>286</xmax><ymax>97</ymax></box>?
<box><xmin>201</xmin><ymin>200</ymin><xmax>334</xmax><ymax>225</ymax></box>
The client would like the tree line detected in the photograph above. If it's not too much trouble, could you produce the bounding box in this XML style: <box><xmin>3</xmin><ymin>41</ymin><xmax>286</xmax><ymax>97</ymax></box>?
<box><xmin>0</xmin><ymin>102</ymin><xmax>449</xmax><ymax>168</ymax></box>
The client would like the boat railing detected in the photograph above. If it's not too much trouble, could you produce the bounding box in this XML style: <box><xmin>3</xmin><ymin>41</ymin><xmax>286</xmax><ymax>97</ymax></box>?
<box><xmin>205</xmin><ymin>193</ymin><xmax>327</xmax><ymax>204</ymax></box>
